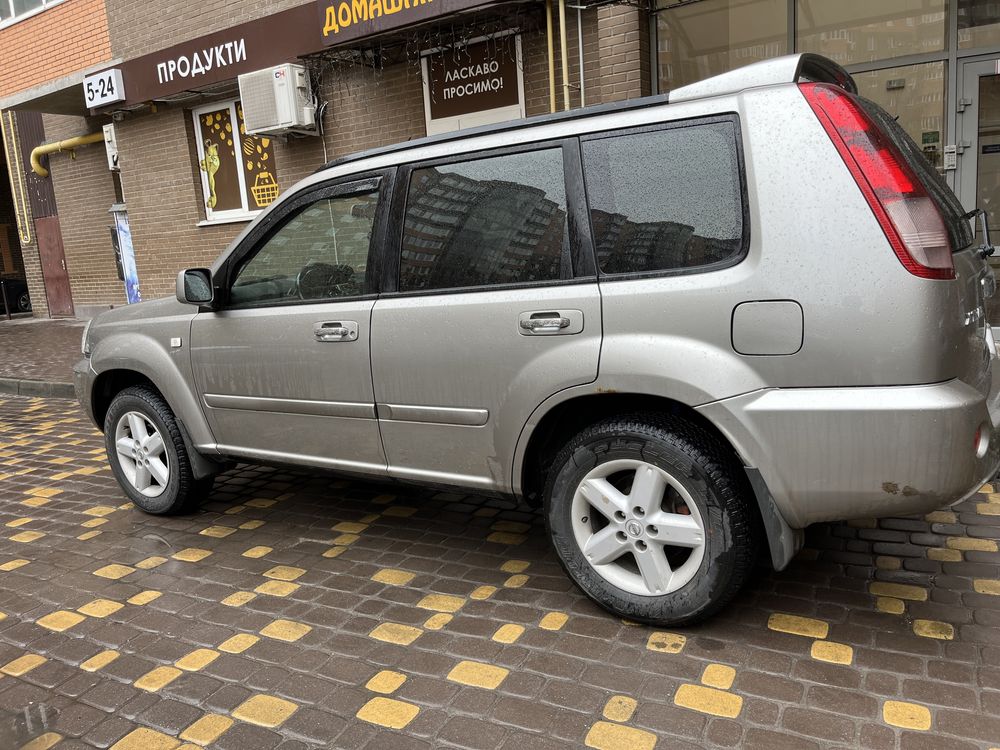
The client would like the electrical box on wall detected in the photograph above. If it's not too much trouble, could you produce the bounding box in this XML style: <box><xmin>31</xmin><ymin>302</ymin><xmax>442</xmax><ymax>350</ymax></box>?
<box><xmin>103</xmin><ymin>124</ymin><xmax>119</xmax><ymax>171</ymax></box>
<box><xmin>238</xmin><ymin>64</ymin><xmax>316</xmax><ymax>137</ymax></box>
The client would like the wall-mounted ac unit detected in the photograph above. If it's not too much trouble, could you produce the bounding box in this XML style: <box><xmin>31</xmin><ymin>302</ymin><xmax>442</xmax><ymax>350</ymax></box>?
<box><xmin>238</xmin><ymin>63</ymin><xmax>316</xmax><ymax>137</ymax></box>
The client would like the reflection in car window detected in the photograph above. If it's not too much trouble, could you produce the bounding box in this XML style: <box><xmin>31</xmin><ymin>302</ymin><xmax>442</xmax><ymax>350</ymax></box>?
<box><xmin>230</xmin><ymin>191</ymin><xmax>377</xmax><ymax>306</ymax></box>
<box><xmin>582</xmin><ymin>122</ymin><xmax>744</xmax><ymax>275</ymax></box>
<box><xmin>399</xmin><ymin>149</ymin><xmax>569</xmax><ymax>292</ymax></box>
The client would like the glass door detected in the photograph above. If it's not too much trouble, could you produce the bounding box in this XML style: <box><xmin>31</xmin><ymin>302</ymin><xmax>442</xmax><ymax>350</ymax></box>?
<box><xmin>958</xmin><ymin>59</ymin><xmax>1000</xmax><ymax>250</ymax></box>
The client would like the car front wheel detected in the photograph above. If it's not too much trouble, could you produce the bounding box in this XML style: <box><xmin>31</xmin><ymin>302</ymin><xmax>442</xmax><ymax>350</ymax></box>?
<box><xmin>545</xmin><ymin>415</ymin><xmax>759</xmax><ymax>626</ymax></box>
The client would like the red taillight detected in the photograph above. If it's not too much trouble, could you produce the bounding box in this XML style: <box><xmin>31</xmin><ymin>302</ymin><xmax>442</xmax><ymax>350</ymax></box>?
<box><xmin>800</xmin><ymin>82</ymin><xmax>954</xmax><ymax>280</ymax></box>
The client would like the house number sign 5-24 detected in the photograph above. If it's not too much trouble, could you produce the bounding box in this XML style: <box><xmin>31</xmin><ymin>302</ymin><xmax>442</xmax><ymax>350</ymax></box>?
<box><xmin>82</xmin><ymin>69</ymin><xmax>126</xmax><ymax>108</ymax></box>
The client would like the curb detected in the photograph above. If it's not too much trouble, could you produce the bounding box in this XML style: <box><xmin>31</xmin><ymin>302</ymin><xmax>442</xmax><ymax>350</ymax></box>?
<box><xmin>0</xmin><ymin>377</ymin><xmax>75</xmax><ymax>399</ymax></box>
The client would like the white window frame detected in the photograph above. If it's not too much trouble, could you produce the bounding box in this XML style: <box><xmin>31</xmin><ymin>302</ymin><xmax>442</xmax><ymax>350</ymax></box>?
<box><xmin>191</xmin><ymin>100</ymin><xmax>260</xmax><ymax>225</ymax></box>
<box><xmin>0</xmin><ymin>0</ymin><xmax>68</xmax><ymax>30</ymax></box>
<box><xmin>420</xmin><ymin>32</ymin><xmax>526</xmax><ymax>137</ymax></box>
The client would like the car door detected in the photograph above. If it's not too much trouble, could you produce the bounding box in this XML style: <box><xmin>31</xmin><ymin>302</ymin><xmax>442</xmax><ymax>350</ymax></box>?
<box><xmin>370</xmin><ymin>141</ymin><xmax>601</xmax><ymax>492</ymax></box>
<box><xmin>189</xmin><ymin>172</ymin><xmax>392</xmax><ymax>474</ymax></box>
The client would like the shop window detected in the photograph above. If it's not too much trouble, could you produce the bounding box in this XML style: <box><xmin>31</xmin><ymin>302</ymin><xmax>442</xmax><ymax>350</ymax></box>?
<box><xmin>192</xmin><ymin>100</ymin><xmax>280</xmax><ymax>224</ymax></box>
<box><xmin>654</xmin><ymin>0</ymin><xmax>787</xmax><ymax>92</ymax></box>
<box><xmin>398</xmin><ymin>149</ymin><xmax>569</xmax><ymax>292</ymax></box>
<box><xmin>581</xmin><ymin>121</ymin><xmax>744</xmax><ymax>276</ymax></box>
<box><xmin>230</xmin><ymin>191</ymin><xmax>378</xmax><ymax>307</ymax></box>
<box><xmin>959</xmin><ymin>0</ymin><xmax>1000</xmax><ymax>49</ymax></box>
<box><xmin>796</xmin><ymin>0</ymin><xmax>946</xmax><ymax>67</ymax></box>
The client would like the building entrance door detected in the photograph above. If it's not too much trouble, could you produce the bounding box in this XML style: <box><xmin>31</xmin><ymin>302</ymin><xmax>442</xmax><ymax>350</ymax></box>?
<box><xmin>957</xmin><ymin>59</ymin><xmax>1000</xmax><ymax>248</ymax></box>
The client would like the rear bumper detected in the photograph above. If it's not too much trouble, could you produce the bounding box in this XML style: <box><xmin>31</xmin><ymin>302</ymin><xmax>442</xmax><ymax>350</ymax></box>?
<box><xmin>697</xmin><ymin>377</ymin><xmax>1000</xmax><ymax>528</ymax></box>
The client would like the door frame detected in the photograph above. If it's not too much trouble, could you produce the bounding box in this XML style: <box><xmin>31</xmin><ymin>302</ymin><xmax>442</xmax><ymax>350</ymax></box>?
<box><xmin>955</xmin><ymin>57</ymin><xmax>1000</xmax><ymax>215</ymax></box>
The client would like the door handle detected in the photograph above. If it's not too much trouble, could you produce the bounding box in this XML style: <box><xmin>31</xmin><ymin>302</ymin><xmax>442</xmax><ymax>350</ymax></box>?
<box><xmin>517</xmin><ymin>310</ymin><xmax>584</xmax><ymax>336</ymax></box>
<box><xmin>314</xmin><ymin>320</ymin><xmax>358</xmax><ymax>342</ymax></box>
<box><xmin>520</xmin><ymin>317</ymin><xmax>570</xmax><ymax>331</ymax></box>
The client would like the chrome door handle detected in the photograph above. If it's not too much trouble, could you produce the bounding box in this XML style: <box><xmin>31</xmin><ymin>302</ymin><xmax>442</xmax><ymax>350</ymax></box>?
<box><xmin>314</xmin><ymin>320</ymin><xmax>358</xmax><ymax>342</ymax></box>
<box><xmin>520</xmin><ymin>317</ymin><xmax>570</xmax><ymax>331</ymax></box>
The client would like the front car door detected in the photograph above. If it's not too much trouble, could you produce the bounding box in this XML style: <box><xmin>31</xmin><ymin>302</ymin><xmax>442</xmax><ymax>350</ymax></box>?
<box><xmin>370</xmin><ymin>141</ymin><xmax>601</xmax><ymax>493</ymax></box>
<box><xmin>189</xmin><ymin>172</ymin><xmax>392</xmax><ymax>474</ymax></box>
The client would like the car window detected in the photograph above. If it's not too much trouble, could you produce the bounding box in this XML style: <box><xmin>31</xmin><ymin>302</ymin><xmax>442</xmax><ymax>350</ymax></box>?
<box><xmin>230</xmin><ymin>191</ymin><xmax>378</xmax><ymax>307</ymax></box>
<box><xmin>582</xmin><ymin>121</ymin><xmax>744</xmax><ymax>275</ymax></box>
<box><xmin>399</xmin><ymin>148</ymin><xmax>570</xmax><ymax>292</ymax></box>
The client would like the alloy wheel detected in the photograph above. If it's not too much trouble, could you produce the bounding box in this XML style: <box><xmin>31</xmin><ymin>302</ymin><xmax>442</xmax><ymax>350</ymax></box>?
<box><xmin>114</xmin><ymin>411</ymin><xmax>169</xmax><ymax>498</ymax></box>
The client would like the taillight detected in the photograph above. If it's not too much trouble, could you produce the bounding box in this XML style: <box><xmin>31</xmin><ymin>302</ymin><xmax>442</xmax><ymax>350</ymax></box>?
<box><xmin>800</xmin><ymin>82</ymin><xmax>954</xmax><ymax>280</ymax></box>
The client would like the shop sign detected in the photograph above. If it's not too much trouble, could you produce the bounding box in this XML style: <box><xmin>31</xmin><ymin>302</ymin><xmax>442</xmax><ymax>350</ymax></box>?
<box><xmin>318</xmin><ymin>0</ymin><xmax>495</xmax><ymax>47</ymax></box>
<box><xmin>426</xmin><ymin>36</ymin><xmax>519</xmax><ymax>120</ymax></box>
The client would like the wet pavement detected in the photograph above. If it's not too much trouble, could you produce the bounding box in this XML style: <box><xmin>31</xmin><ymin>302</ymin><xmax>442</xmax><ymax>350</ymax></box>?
<box><xmin>0</xmin><ymin>319</ymin><xmax>83</xmax><ymax>385</ymax></box>
<box><xmin>0</xmin><ymin>393</ymin><xmax>999</xmax><ymax>749</ymax></box>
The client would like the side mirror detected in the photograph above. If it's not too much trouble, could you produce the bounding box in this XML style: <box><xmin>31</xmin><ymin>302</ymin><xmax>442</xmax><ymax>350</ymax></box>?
<box><xmin>176</xmin><ymin>268</ymin><xmax>214</xmax><ymax>306</ymax></box>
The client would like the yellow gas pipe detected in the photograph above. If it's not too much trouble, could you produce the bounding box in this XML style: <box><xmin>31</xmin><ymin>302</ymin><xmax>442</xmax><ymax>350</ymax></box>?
<box><xmin>29</xmin><ymin>131</ymin><xmax>104</xmax><ymax>177</ymax></box>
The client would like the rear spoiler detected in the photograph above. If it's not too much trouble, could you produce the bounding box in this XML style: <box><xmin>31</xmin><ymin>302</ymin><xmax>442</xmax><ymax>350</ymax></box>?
<box><xmin>669</xmin><ymin>54</ymin><xmax>857</xmax><ymax>104</ymax></box>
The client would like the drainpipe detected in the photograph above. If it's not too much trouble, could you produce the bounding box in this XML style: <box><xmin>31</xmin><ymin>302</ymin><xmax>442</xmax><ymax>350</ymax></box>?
<box><xmin>30</xmin><ymin>132</ymin><xmax>105</xmax><ymax>178</ymax></box>
<box><xmin>546</xmin><ymin>0</ymin><xmax>556</xmax><ymax>113</ymax></box>
<box><xmin>558</xmin><ymin>0</ymin><xmax>570</xmax><ymax>110</ymax></box>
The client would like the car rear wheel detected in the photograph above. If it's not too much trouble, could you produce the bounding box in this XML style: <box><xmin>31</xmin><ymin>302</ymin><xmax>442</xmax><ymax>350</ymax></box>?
<box><xmin>104</xmin><ymin>385</ymin><xmax>211</xmax><ymax>515</ymax></box>
<box><xmin>544</xmin><ymin>414</ymin><xmax>759</xmax><ymax>626</ymax></box>
<box><xmin>16</xmin><ymin>292</ymin><xmax>30</xmax><ymax>313</ymax></box>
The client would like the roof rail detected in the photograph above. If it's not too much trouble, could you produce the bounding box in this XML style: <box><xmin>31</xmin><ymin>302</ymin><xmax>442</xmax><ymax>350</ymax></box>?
<box><xmin>668</xmin><ymin>53</ymin><xmax>856</xmax><ymax>104</ymax></box>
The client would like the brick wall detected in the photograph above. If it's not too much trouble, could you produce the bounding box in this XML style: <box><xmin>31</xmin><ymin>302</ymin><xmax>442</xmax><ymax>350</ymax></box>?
<box><xmin>0</xmin><ymin>0</ymin><xmax>112</xmax><ymax>99</ymax></box>
<box><xmin>596</xmin><ymin>3</ymin><xmax>651</xmax><ymax>103</ymax></box>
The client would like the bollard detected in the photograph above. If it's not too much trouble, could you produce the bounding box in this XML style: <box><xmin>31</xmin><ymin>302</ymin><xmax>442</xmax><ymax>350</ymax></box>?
<box><xmin>0</xmin><ymin>280</ymin><xmax>9</xmax><ymax>321</ymax></box>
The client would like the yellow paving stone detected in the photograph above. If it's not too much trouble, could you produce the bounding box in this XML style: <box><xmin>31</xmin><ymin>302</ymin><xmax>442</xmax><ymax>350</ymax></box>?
<box><xmin>424</xmin><ymin>613</ymin><xmax>452</xmax><ymax>630</ymax></box>
<box><xmin>540</xmin><ymin>612</ymin><xmax>569</xmax><ymax>631</ymax></box>
<box><xmin>81</xmin><ymin>518</ymin><xmax>107</xmax><ymax>528</ymax></box>
<box><xmin>50</xmin><ymin>472</ymin><xmax>73</xmax><ymax>481</ymax></box>
<box><xmin>21</xmin><ymin>731</ymin><xmax>62</xmax><ymax>750</ymax></box>
<box><xmin>263</xmin><ymin>565</ymin><xmax>305</xmax><ymax>582</ymax></box>
<box><xmin>585</xmin><ymin>721</ymin><xmax>657</xmax><ymax>750</ymax></box>
<box><xmin>372</xmin><ymin>493</ymin><xmax>396</xmax><ymax>504</ymax></box>
<box><xmin>232</xmin><ymin>694</ymin><xmax>298</xmax><ymax>728</ymax></box>
<box><xmin>470</xmin><ymin>585</ymin><xmax>497</xmax><ymax>600</ymax></box>
<box><xmin>447</xmin><ymin>660</ymin><xmax>509</xmax><ymax>689</ymax></box>
<box><xmin>5</xmin><ymin>518</ymin><xmax>32</xmax><ymax>527</ymax></box>
<box><xmin>221</xmin><ymin>591</ymin><xmax>257</xmax><ymax>607</ymax></box>
<box><xmin>93</xmin><ymin>564</ymin><xmax>135</xmax><ymax>580</ymax></box>
<box><xmin>359</xmin><ymin>513</ymin><xmax>381</xmax><ymax>524</ymax></box>
<box><xmin>913</xmin><ymin>620</ymin><xmax>954</xmax><ymax>640</ymax></box>
<box><xmin>332</xmin><ymin>533</ymin><xmax>360</xmax><ymax>546</ymax></box>
<box><xmin>77</xmin><ymin>531</ymin><xmax>102</xmax><ymax>541</ymax></box>
<box><xmin>811</xmin><ymin>641</ymin><xmax>854</xmax><ymax>665</ymax></box>
<box><xmin>116</xmin><ymin>502</ymin><xmax>132</xmax><ymax>509</ymax></box>
<box><xmin>366</xmin><ymin>670</ymin><xmax>407</xmax><ymax>694</ymax></box>
<box><xmin>128</xmin><ymin>590</ymin><xmax>162</xmax><ymax>606</ymax></box>
<box><xmin>110</xmin><ymin>727</ymin><xmax>181</xmax><ymax>750</ymax></box>
<box><xmin>332</xmin><ymin>521</ymin><xmax>368</xmax><ymax>534</ymax></box>
<box><xmin>37</xmin><ymin>610</ymin><xmax>86</xmax><ymax>632</ymax></box>
<box><xmin>322</xmin><ymin>546</ymin><xmax>346</xmax><ymax>558</ymax></box>
<box><xmin>246</xmin><ymin>498</ymin><xmax>276</xmax><ymax>508</ymax></box>
<box><xmin>767</xmin><ymin>613</ymin><xmax>829</xmax><ymax>638</ymax></box>
<box><xmin>173</xmin><ymin>548</ymin><xmax>212</xmax><ymax>562</ymax></box>
<box><xmin>674</xmin><ymin>683</ymin><xmax>743</xmax><ymax>718</ymax></box>
<box><xmin>370</xmin><ymin>622</ymin><xmax>423</xmax><ymax>645</ymax></box>
<box><xmin>883</xmin><ymin>700</ymin><xmax>931</xmax><ymax>730</ymax></box>
<box><xmin>136</xmin><ymin>556</ymin><xmax>168</xmax><ymax>570</ymax></box>
<box><xmin>225</xmin><ymin>505</ymin><xmax>247</xmax><ymax>515</ymax></box>
<box><xmin>83</xmin><ymin>505</ymin><xmax>117</xmax><ymax>517</ymax></box>
<box><xmin>20</xmin><ymin>496</ymin><xmax>48</xmax><ymax>507</ymax></box>
<box><xmin>356</xmin><ymin>696</ymin><xmax>419</xmax><ymax>729</ymax></box>
<box><xmin>876</xmin><ymin>596</ymin><xmax>906</xmax><ymax>614</ymax></box>
<box><xmin>24</xmin><ymin>487</ymin><xmax>61</xmax><ymax>498</ymax></box>
<box><xmin>47</xmin><ymin>457</ymin><xmax>73</xmax><ymax>465</ymax></box>
<box><xmin>647</xmin><ymin>631</ymin><xmax>686</xmax><ymax>653</ymax></box>
<box><xmin>372</xmin><ymin>569</ymin><xmax>415</xmax><ymax>586</ymax></box>
<box><xmin>255</xmin><ymin>581</ymin><xmax>300</xmax><ymax>597</ymax></box>
<box><xmin>474</xmin><ymin>507</ymin><xmax>499</xmax><ymax>517</ymax></box>
<box><xmin>0</xmin><ymin>558</ymin><xmax>29</xmax><ymax>571</ymax></box>
<box><xmin>501</xmin><ymin>560</ymin><xmax>531</xmax><ymax>574</ymax></box>
<box><xmin>875</xmin><ymin>556</ymin><xmax>901</xmax><ymax>570</ymax></box>
<box><xmin>81</xmin><ymin>650</ymin><xmax>119</xmax><ymax>672</ymax></box>
<box><xmin>261</xmin><ymin>619</ymin><xmax>312</xmax><ymax>642</ymax></box>
<box><xmin>2</xmin><ymin>654</ymin><xmax>46</xmax><ymax>676</ymax></box>
<box><xmin>176</xmin><ymin>649</ymin><xmax>220</xmax><ymax>671</ymax></box>
<box><xmin>977</xmin><ymin>503</ymin><xmax>1000</xmax><ymax>516</ymax></box>
<box><xmin>983</xmin><ymin>483</ymin><xmax>996</xmax><ymax>494</ymax></box>
<box><xmin>974</xmin><ymin>579</ymin><xmax>1000</xmax><ymax>595</ymax></box>
<box><xmin>200</xmin><ymin>525</ymin><xmax>236</xmax><ymax>538</ymax></box>
<box><xmin>10</xmin><ymin>531</ymin><xmax>44</xmax><ymax>543</ymax></box>
<box><xmin>928</xmin><ymin>547</ymin><xmax>963</xmax><ymax>562</ymax></box>
<box><xmin>493</xmin><ymin>520</ymin><xmax>531</xmax><ymax>533</ymax></box>
<box><xmin>493</xmin><ymin>624</ymin><xmax>525</xmax><ymax>644</ymax></box>
<box><xmin>78</xmin><ymin>599</ymin><xmax>124</xmax><ymax>618</ymax></box>
<box><xmin>243</xmin><ymin>546</ymin><xmax>272</xmax><ymax>558</ymax></box>
<box><xmin>382</xmin><ymin>505</ymin><xmax>417</xmax><ymax>518</ymax></box>
<box><xmin>701</xmin><ymin>664</ymin><xmax>736</xmax><ymax>690</ymax></box>
<box><xmin>218</xmin><ymin>634</ymin><xmax>259</xmax><ymax>654</ymax></box>
<box><xmin>73</xmin><ymin>467</ymin><xmax>101</xmax><ymax>476</ymax></box>
<box><xmin>869</xmin><ymin>582</ymin><xmax>928</xmax><ymax>601</ymax></box>
<box><xmin>486</xmin><ymin>531</ymin><xmax>527</xmax><ymax>545</ymax></box>
<box><xmin>602</xmin><ymin>695</ymin><xmax>638</xmax><ymax>722</ymax></box>
<box><xmin>180</xmin><ymin>714</ymin><xmax>234</xmax><ymax>746</ymax></box>
<box><xmin>135</xmin><ymin>666</ymin><xmax>183</xmax><ymax>692</ymax></box>
<box><xmin>417</xmin><ymin>594</ymin><xmax>465</xmax><ymax>613</ymax></box>
<box><xmin>946</xmin><ymin>536</ymin><xmax>998</xmax><ymax>552</ymax></box>
<box><xmin>504</xmin><ymin>574</ymin><xmax>529</xmax><ymax>588</ymax></box>
<box><xmin>239</xmin><ymin>520</ymin><xmax>265</xmax><ymax>530</ymax></box>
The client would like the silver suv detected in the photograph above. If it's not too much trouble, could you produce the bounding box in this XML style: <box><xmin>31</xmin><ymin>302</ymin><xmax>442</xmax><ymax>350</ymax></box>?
<box><xmin>75</xmin><ymin>54</ymin><xmax>1000</xmax><ymax>625</ymax></box>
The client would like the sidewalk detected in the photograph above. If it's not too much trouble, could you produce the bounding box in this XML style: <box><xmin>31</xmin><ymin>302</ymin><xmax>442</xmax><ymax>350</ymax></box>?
<box><xmin>0</xmin><ymin>317</ymin><xmax>84</xmax><ymax>398</ymax></box>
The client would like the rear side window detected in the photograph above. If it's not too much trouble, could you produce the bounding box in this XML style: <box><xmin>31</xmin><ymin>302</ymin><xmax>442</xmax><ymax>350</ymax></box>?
<box><xmin>582</xmin><ymin>120</ymin><xmax>745</xmax><ymax>275</ymax></box>
<box><xmin>399</xmin><ymin>148</ymin><xmax>569</xmax><ymax>292</ymax></box>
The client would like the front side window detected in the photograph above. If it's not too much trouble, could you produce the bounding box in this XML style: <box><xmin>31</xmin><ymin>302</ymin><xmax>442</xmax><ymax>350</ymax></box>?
<box><xmin>582</xmin><ymin>121</ymin><xmax>744</xmax><ymax>276</ymax></box>
<box><xmin>229</xmin><ymin>190</ymin><xmax>378</xmax><ymax>307</ymax></box>
<box><xmin>192</xmin><ymin>101</ymin><xmax>280</xmax><ymax>223</ymax></box>
<box><xmin>399</xmin><ymin>148</ymin><xmax>569</xmax><ymax>292</ymax></box>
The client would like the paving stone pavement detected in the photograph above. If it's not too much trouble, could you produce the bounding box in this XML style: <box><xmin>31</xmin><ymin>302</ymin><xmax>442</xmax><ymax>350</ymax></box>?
<box><xmin>0</xmin><ymin>319</ymin><xmax>84</xmax><ymax>384</ymax></box>
<box><xmin>0</xmin><ymin>393</ymin><xmax>999</xmax><ymax>750</ymax></box>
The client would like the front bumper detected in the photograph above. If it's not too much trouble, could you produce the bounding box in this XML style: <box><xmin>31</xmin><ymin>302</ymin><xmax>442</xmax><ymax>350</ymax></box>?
<box><xmin>698</xmin><ymin>377</ymin><xmax>1000</xmax><ymax>529</ymax></box>
<box><xmin>73</xmin><ymin>358</ymin><xmax>98</xmax><ymax>430</ymax></box>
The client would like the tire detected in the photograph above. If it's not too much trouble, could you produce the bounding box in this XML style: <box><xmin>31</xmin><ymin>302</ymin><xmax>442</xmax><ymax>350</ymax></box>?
<box><xmin>104</xmin><ymin>385</ymin><xmax>211</xmax><ymax>515</ymax></box>
<box><xmin>544</xmin><ymin>414</ymin><xmax>759</xmax><ymax>626</ymax></box>
<box><xmin>16</xmin><ymin>292</ymin><xmax>30</xmax><ymax>313</ymax></box>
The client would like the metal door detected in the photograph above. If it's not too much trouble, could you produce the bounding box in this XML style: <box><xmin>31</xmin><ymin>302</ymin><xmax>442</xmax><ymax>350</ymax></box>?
<box><xmin>34</xmin><ymin>216</ymin><xmax>74</xmax><ymax>317</ymax></box>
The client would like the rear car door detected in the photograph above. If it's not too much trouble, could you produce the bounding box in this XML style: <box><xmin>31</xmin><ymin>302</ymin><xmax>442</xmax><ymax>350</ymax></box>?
<box><xmin>370</xmin><ymin>141</ymin><xmax>601</xmax><ymax>492</ymax></box>
<box><xmin>189</xmin><ymin>172</ymin><xmax>392</xmax><ymax>473</ymax></box>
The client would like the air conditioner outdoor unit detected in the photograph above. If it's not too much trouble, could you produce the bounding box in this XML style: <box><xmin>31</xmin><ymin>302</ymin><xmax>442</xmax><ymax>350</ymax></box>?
<box><xmin>238</xmin><ymin>63</ymin><xmax>316</xmax><ymax>137</ymax></box>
